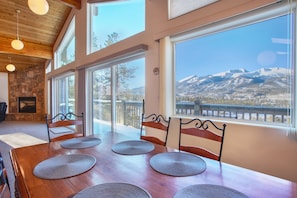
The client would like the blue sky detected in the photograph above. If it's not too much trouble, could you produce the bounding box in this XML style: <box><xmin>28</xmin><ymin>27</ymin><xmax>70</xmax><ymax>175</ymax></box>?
<box><xmin>91</xmin><ymin>0</ymin><xmax>145</xmax><ymax>89</ymax></box>
<box><xmin>93</xmin><ymin>0</ymin><xmax>144</xmax><ymax>46</ymax></box>
<box><xmin>175</xmin><ymin>14</ymin><xmax>292</xmax><ymax>80</ymax></box>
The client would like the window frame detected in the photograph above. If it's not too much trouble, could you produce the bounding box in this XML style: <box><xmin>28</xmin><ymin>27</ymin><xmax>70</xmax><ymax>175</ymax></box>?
<box><xmin>169</xmin><ymin>2</ymin><xmax>296</xmax><ymax>127</ymax></box>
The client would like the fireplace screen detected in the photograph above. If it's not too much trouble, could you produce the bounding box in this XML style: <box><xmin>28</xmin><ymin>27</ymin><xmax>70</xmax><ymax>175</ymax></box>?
<box><xmin>18</xmin><ymin>97</ymin><xmax>36</xmax><ymax>113</ymax></box>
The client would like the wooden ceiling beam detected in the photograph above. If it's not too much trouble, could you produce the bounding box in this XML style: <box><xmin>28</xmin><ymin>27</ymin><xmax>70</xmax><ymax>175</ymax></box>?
<box><xmin>60</xmin><ymin>0</ymin><xmax>81</xmax><ymax>9</ymax></box>
<box><xmin>0</xmin><ymin>36</ymin><xmax>52</xmax><ymax>60</ymax></box>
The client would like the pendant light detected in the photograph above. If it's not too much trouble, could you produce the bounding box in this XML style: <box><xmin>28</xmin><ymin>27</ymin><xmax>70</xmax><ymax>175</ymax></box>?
<box><xmin>28</xmin><ymin>0</ymin><xmax>49</xmax><ymax>15</ymax></box>
<box><xmin>11</xmin><ymin>10</ymin><xmax>24</xmax><ymax>50</ymax></box>
<box><xmin>6</xmin><ymin>57</ymin><xmax>16</xmax><ymax>72</ymax></box>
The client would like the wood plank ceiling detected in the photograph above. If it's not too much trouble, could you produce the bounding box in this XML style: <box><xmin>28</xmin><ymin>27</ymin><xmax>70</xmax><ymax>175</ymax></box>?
<box><xmin>0</xmin><ymin>0</ymin><xmax>81</xmax><ymax>73</ymax></box>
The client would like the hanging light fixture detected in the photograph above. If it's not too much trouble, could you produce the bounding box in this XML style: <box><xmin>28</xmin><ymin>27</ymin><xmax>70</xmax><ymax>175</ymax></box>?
<box><xmin>6</xmin><ymin>57</ymin><xmax>16</xmax><ymax>72</ymax></box>
<box><xmin>28</xmin><ymin>0</ymin><xmax>49</xmax><ymax>15</ymax></box>
<box><xmin>11</xmin><ymin>9</ymin><xmax>24</xmax><ymax>50</ymax></box>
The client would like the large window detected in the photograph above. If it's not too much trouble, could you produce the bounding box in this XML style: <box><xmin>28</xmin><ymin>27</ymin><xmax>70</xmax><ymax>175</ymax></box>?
<box><xmin>45</xmin><ymin>62</ymin><xmax>51</xmax><ymax>74</ymax></box>
<box><xmin>173</xmin><ymin>7</ymin><xmax>294</xmax><ymax>126</ymax></box>
<box><xmin>89</xmin><ymin>56</ymin><xmax>145</xmax><ymax>134</ymax></box>
<box><xmin>88</xmin><ymin>0</ymin><xmax>145</xmax><ymax>54</ymax></box>
<box><xmin>168</xmin><ymin>0</ymin><xmax>218</xmax><ymax>19</ymax></box>
<box><xmin>53</xmin><ymin>74</ymin><xmax>75</xmax><ymax>114</ymax></box>
<box><xmin>55</xmin><ymin>17</ymin><xmax>75</xmax><ymax>69</ymax></box>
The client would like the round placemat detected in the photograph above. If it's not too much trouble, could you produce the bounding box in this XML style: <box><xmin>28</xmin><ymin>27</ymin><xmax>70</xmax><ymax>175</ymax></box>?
<box><xmin>112</xmin><ymin>140</ymin><xmax>155</xmax><ymax>155</ymax></box>
<box><xmin>60</xmin><ymin>137</ymin><xmax>101</xmax><ymax>149</ymax></box>
<box><xmin>149</xmin><ymin>152</ymin><xmax>206</xmax><ymax>177</ymax></box>
<box><xmin>33</xmin><ymin>154</ymin><xmax>96</xmax><ymax>179</ymax></box>
<box><xmin>73</xmin><ymin>182</ymin><xmax>152</xmax><ymax>198</ymax></box>
<box><xmin>174</xmin><ymin>184</ymin><xmax>249</xmax><ymax>198</ymax></box>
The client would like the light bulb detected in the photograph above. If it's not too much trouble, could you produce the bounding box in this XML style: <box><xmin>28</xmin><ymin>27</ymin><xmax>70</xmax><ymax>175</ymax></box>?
<box><xmin>6</xmin><ymin>64</ymin><xmax>16</xmax><ymax>72</ymax></box>
<box><xmin>28</xmin><ymin>0</ymin><xmax>49</xmax><ymax>15</ymax></box>
<box><xmin>11</xmin><ymin>39</ymin><xmax>24</xmax><ymax>50</ymax></box>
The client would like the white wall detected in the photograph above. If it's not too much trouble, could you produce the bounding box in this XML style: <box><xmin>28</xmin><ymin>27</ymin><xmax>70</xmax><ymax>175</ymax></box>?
<box><xmin>222</xmin><ymin>122</ymin><xmax>297</xmax><ymax>181</ymax></box>
<box><xmin>48</xmin><ymin>0</ymin><xmax>297</xmax><ymax>182</ymax></box>
<box><xmin>0</xmin><ymin>72</ymin><xmax>8</xmax><ymax>112</ymax></box>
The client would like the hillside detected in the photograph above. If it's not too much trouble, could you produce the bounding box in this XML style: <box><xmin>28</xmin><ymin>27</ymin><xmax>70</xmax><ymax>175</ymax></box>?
<box><xmin>176</xmin><ymin>67</ymin><xmax>290</xmax><ymax>106</ymax></box>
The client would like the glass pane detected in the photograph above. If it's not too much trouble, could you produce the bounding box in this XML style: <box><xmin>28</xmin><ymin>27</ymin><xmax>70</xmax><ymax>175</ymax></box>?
<box><xmin>55</xmin><ymin>17</ymin><xmax>75</xmax><ymax>69</ymax></box>
<box><xmin>92</xmin><ymin>68</ymin><xmax>112</xmax><ymax>133</ymax></box>
<box><xmin>56</xmin><ymin>75</ymin><xmax>75</xmax><ymax>113</ymax></box>
<box><xmin>115</xmin><ymin>58</ymin><xmax>145</xmax><ymax>133</ymax></box>
<box><xmin>175</xmin><ymin>14</ymin><xmax>293</xmax><ymax>125</ymax></box>
<box><xmin>169</xmin><ymin>0</ymin><xmax>218</xmax><ymax>19</ymax></box>
<box><xmin>45</xmin><ymin>62</ymin><xmax>51</xmax><ymax>74</ymax></box>
<box><xmin>89</xmin><ymin>0</ymin><xmax>145</xmax><ymax>53</ymax></box>
<box><xmin>59</xmin><ymin>36</ymin><xmax>75</xmax><ymax>66</ymax></box>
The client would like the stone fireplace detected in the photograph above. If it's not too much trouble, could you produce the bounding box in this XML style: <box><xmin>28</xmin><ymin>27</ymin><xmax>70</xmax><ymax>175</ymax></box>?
<box><xmin>18</xmin><ymin>97</ymin><xmax>36</xmax><ymax>113</ymax></box>
<box><xmin>5</xmin><ymin>64</ymin><xmax>46</xmax><ymax>121</ymax></box>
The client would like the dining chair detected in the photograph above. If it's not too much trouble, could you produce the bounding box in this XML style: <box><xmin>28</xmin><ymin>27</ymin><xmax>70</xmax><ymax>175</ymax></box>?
<box><xmin>45</xmin><ymin>112</ymin><xmax>85</xmax><ymax>142</ymax></box>
<box><xmin>140</xmin><ymin>101</ymin><xmax>171</xmax><ymax>146</ymax></box>
<box><xmin>0</xmin><ymin>153</ymin><xmax>10</xmax><ymax>198</ymax></box>
<box><xmin>179</xmin><ymin>118</ymin><xmax>226</xmax><ymax>161</ymax></box>
<box><xmin>112</xmin><ymin>101</ymin><xmax>171</xmax><ymax>155</ymax></box>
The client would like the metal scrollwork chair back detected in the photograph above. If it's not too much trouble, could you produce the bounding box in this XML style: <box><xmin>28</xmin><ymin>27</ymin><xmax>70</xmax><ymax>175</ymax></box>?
<box><xmin>140</xmin><ymin>100</ymin><xmax>171</xmax><ymax>146</ymax></box>
<box><xmin>179</xmin><ymin>118</ymin><xmax>226</xmax><ymax>161</ymax></box>
<box><xmin>45</xmin><ymin>112</ymin><xmax>85</xmax><ymax>142</ymax></box>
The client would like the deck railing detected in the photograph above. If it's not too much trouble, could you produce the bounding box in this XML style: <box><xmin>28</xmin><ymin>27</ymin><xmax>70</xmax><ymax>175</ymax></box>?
<box><xmin>176</xmin><ymin>102</ymin><xmax>290</xmax><ymax>124</ymax></box>
<box><xmin>94</xmin><ymin>100</ymin><xmax>290</xmax><ymax>129</ymax></box>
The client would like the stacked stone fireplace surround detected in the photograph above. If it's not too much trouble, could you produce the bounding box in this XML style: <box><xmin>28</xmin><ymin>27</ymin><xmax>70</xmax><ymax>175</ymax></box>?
<box><xmin>6</xmin><ymin>65</ymin><xmax>46</xmax><ymax>121</ymax></box>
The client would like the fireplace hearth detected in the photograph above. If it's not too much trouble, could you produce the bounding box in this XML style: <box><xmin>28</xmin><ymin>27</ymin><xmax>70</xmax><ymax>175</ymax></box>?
<box><xmin>18</xmin><ymin>97</ymin><xmax>36</xmax><ymax>113</ymax></box>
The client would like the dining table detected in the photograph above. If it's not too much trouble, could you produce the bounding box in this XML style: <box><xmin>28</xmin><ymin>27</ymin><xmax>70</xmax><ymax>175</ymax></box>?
<box><xmin>10</xmin><ymin>131</ymin><xmax>297</xmax><ymax>198</ymax></box>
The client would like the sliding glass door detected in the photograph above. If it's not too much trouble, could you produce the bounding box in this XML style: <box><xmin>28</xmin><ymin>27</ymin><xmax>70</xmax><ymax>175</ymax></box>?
<box><xmin>91</xmin><ymin>56</ymin><xmax>145</xmax><ymax>134</ymax></box>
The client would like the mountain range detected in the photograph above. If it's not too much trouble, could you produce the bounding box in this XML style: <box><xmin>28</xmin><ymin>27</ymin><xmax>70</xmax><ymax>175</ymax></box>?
<box><xmin>176</xmin><ymin>67</ymin><xmax>290</xmax><ymax>106</ymax></box>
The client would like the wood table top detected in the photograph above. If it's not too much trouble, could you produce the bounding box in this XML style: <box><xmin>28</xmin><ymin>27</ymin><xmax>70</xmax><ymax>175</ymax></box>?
<box><xmin>10</xmin><ymin>131</ymin><xmax>297</xmax><ymax>198</ymax></box>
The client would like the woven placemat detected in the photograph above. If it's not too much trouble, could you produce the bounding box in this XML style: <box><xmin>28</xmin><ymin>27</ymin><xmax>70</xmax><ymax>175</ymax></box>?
<box><xmin>174</xmin><ymin>184</ymin><xmax>249</xmax><ymax>198</ymax></box>
<box><xmin>149</xmin><ymin>152</ymin><xmax>206</xmax><ymax>177</ymax></box>
<box><xmin>33</xmin><ymin>154</ymin><xmax>96</xmax><ymax>179</ymax></box>
<box><xmin>73</xmin><ymin>182</ymin><xmax>152</xmax><ymax>198</ymax></box>
<box><xmin>112</xmin><ymin>140</ymin><xmax>155</xmax><ymax>155</ymax></box>
<box><xmin>60</xmin><ymin>137</ymin><xmax>101</xmax><ymax>149</ymax></box>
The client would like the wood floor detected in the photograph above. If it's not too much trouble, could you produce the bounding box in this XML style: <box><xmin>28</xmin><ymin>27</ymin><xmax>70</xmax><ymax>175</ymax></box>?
<box><xmin>0</xmin><ymin>121</ymin><xmax>48</xmax><ymax>198</ymax></box>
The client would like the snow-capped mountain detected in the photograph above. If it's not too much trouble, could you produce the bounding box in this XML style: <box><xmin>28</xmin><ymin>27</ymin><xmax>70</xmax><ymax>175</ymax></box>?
<box><xmin>176</xmin><ymin>67</ymin><xmax>289</xmax><ymax>105</ymax></box>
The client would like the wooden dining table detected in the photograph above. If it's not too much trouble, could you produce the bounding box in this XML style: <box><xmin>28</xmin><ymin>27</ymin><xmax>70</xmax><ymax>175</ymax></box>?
<box><xmin>10</xmin><ymin>131</ymin><xmax>297</xmax><ymax>198</ymax></box>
